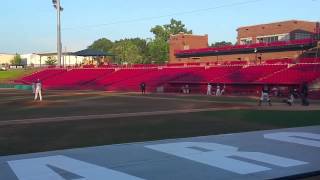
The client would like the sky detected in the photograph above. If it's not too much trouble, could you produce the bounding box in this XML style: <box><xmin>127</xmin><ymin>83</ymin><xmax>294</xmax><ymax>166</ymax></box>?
<box><xmin>0</xmin><ymin>0</ymin><xmax>319</xmax><ymax>54</ymax></box>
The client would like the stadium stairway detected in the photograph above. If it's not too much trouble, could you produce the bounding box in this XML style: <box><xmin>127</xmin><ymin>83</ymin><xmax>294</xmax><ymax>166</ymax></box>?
<box><xmin>255</xmin><ymin>64</ymin><xmax>291</xmax><ymax>83</ymax></box>
<box><xmin>80</xmin><ymin>68</ymin><xmax>115</xmax><ymax>90</ymax></box>
<box><xmin>256</xmin><ymin>64</ymin><xmax>320</xmax><ymax>85</ymax></box>
<box><xmin>213</xmin><ymin>64</ymin><xmax>288</xmax><ymax>84</ymax></box>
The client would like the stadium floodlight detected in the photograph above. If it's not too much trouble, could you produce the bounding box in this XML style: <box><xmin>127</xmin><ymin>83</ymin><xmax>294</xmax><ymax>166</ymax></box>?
<box><xmin>52</xmin><ymin>0</ymin><xmax>63</xmax><ymax>66</ymax></box>
<box><xmin>52</xmin><ymin>0</ymin><xmax>64</xmax><ymax>11</ymax></box>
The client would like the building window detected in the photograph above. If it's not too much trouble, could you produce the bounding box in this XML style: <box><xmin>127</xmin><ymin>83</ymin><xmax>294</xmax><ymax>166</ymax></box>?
<box><xmin>240</xmin><ymin>37</ymin><xmax>253</xmax><ymax>45</ymax></box>
<box><xmin>256</xmin><ymin>33</ymin><xmax>289</xmax><ymax>43</ymax></box>
<box><xmin>294</xmin><ymin>32</ymin><xmax>312</xmax><ymax>40</ymax></box>
<box><xmin>278</xmin><ymin>34</ymin><xmax>290</xmax><ymax>41</ymax></box>
<box><xmin>257</xmin><ymin>36</ymin><xmax>279</xmax><ymax>43</ymax></box>
<box><xmin>183</xmin><ymin>45</ymin><xmax>190</xmax><ymax>50</ymax></box>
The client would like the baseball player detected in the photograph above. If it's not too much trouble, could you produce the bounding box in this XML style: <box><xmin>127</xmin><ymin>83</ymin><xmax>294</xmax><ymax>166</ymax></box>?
<box><xmin>34</xmin><ymin>79</ymin><xmax>43</xmax><ymax>101</ymax></box>
<box><xmin>216</xmin><ymin>84</ymin><xmax>221</xmax><ymax>96</ymax></box>
<box><xmin>259</xmin><ymin>85</ymin><xmax>271</xmax><ymax>106</ymax></box>
<box><xmin>207</xmin><ymin>83</ymin><xmax>212</xmax><ymax>95</ymax></box>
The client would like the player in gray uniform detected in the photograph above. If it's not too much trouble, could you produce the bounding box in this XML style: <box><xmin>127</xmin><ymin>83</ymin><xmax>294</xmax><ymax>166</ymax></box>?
<box><xmin>283</xmin><ymin>88</ymin><xmax>294</xmax><ymax>106</ymax></box>
<box><xmin>220</xmin><ymin>84</ymin><xmax>226</xmax><ymax>96</ymax></box>
<box><xmin>259</xmin><ymin>85</ymin><xmax>271</xmax><ymax>106</ymax></box>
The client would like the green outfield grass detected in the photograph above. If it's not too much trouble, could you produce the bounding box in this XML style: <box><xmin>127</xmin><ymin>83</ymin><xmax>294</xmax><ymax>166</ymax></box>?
<box><xmin>0</xmin><ymin>89</ymin><xmax>319</xmax><ymax>156</ymax></box>
<box><xmin>0</xmin><ymin>69</ymin><xmax>38</xmax><ymax>83</ymax></box>
<box><xmin>1</xmin><ymin>110</ymin><xmax>320</xmax><ymax>156</ymax></box>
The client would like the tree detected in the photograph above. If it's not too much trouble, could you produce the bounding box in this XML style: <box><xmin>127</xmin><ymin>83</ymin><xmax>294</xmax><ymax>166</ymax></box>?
<box><xmin>150</xmin><ymin>25</ymin><xmax>169</xmax><ymax>41</ymax></box>
<box><xmin>87</xmin><ymin>19</ymin><xmax>192</xmax><ymax>64</ymax></box>
<box><xmin>210</xmin><ymin>41</ymin><xmax>233</xmax><ymax>47</ymax></box>
<box><xmin>88</xmin><ymin>38</ymin><xmax>113</xmax><ymax>53</ymax></box>
<box><xmin>127</xmin><ymin>38</ymin><xmax>149</xmax><ymax>63</ymax></box>
<box><xmin>150</xmin><ymin>18</ymin><xmax>192</xmax><ymax>41</ymax></box>
<box><xmin>112</xmin><ymin>40</ymin><xmax>144</xmax><ymax>64</ymax></box>
<box><xmin>147</xmin><ymin>38</ymin><xmax>169</xmax><ymax>64</ymax></box>
<box><xmin>148</xmin><ymin>19</ymin><xmax>192</xmax><ymax>63</ymax></box>
<box><xmin>45</xmin><ymin>56</ymin><xmax>57</xmax><ymax>65</ymax></box>
<box><xmin>11</xmin><ymin>53</ymin><xmax>22</xmax><ymax>65</ymax></box>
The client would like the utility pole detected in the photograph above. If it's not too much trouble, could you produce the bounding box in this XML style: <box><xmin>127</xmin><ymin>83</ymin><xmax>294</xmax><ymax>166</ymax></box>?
<box><xmin>52</xmin><ymin>0</ymin><xmax>63</xmax><ymax>66</ymax></box>
<box><xmin>57</xmin><ymin>0</ymin><xmax>61</xmax><ymax>66</ymax></box>
<box><xmin>316</xmin><ymin>22</ymin><xmax>320</xmax><ymax>60</ymax></box>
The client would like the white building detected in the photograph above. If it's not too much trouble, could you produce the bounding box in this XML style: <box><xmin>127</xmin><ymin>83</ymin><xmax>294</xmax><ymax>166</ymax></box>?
<box><xmin>21</xmin><ymin>52</ymin><xmax>85</xmax><ymax>67</ymax></box>
<box><xmin>0</xmin><ymin>53</ymin><xmax>15</xmax><ymax>65</ymax></box>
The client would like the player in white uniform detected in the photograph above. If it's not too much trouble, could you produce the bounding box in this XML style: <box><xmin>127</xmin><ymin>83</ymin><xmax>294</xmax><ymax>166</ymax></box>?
<box><xmin>207</xmin><ymin>83</ymin><xmax>212</xmax><ymax>95</ymax></box>
<box><xmin>216</xmin><ymin>84</ymin><xmax>221</xmax><ymax>96</ymax></box>
<box><xmin>34</xmin><ymin>79</ymin><xmax>42</xmax><ymax>101</ymax></box>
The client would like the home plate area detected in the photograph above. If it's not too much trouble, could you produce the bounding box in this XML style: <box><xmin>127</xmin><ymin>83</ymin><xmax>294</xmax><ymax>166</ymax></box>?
<box><xmin>0</xmin><ymin>126</ymin><xmax>319</xmax><ymax>180</ymax></box>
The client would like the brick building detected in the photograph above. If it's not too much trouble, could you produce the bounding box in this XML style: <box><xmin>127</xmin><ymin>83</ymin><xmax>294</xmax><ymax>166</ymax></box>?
<box><xmin>169</xmin><ymin>33</ymin><xmax>208</xmax><ymax>63</ymax></box>
<box><xmin>170</xmin><ymin>20</ymin><xmax>319</xmax><ymax>63</ymax></box>
<box><xmin>237</xmin><ymin>20</ymin><xmax>317</xmax><ymax>45</ymax></box>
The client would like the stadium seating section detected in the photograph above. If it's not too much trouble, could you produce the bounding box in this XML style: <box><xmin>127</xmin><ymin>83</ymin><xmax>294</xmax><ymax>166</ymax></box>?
<box><xmin>215</xmin><ymin>64</ymin><xmax>288</xmax><ymax>83</ymax></box>
<box><xmin>265</xmin><ymin>59</ymin><xmax>294</xmax><ymax>64</ymax></box>
<box><xmin>19</xmin><ymin>58</ymin><xmax>320</xmax><ymax>95</ymax></box>
<box><xmin>43</xmin><ymin>69</ymin><xmax>114</xmax><ymax>89</ymax></box>
<box><xmin>258</xmin><ymin>64</ymin><xmax>320</xmax><ymax>85</ymax></box>
<box><xmin>107</xmin><ymin>67</ymin><xmax>203</xmax><ymax>92</ymax></box>
<box><xmin>89</xmin><ymin>68</ymin><xmax>156</xmax><ymax>90</ymax></box>
<box><xmin>19</xmin><ymin>69</ymin><xmax>67</xmax><ymax>84</ymax></box>
<box><xmin>176</xmin><ymin>39</ymin><xmax>315</xmax><ymax>56</ymax></box>
<box><xmin>299</xmin><ymin>58</ymin><xmax>320</xmax><ymax>63</ymax></box>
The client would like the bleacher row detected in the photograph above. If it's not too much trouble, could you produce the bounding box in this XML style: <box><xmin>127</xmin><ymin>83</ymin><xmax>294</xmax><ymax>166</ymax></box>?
<box><xmin>18</xmin><ymin>59</ymin><xmax>320</xmax><ymax>94</ymax></box>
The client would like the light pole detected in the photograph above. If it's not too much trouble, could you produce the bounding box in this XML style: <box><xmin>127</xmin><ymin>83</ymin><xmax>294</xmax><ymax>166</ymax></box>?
<box><xmin>52</xmin><ymin>0</ymin><xmax>63</xmax><ymax>66</ymax></box>
<box><xmin>316</xmin><ymin>22</ymin><xmax>320</xmax><ymax>60</ymax></box>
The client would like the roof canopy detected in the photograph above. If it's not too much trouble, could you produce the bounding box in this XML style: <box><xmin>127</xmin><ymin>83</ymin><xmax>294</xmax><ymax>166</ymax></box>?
<box><xmin>72</xmin><ymin>49</ymin><xmax>114</xmax><ymax>57</ymax></box>
<box><xmin>36</xmin><ymin>52</ymin><xmax>73</xmax><ymax>56</ymax></box>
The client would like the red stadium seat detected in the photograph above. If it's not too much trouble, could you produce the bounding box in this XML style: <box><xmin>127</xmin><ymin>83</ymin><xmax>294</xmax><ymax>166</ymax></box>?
<box><xmin>18</xmin><ymin>61</ymin><xmax>320</xmax><ymax>94</ymax></box>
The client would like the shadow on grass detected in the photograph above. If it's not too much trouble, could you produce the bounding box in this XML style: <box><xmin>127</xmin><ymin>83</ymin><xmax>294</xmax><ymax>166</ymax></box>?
<box><xmin>1</xmin><ymin>110</ymin><xmax>320</xmax><ymax>156</ymax></box>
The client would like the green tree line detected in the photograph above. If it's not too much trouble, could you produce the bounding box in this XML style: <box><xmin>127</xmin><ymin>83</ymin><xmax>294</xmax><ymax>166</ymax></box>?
<box><xmin>88</xmin><ymin>19</ymin><xmax>191</xmax><ymax>65</ymax></box>
<box><xmin>88</xmin><ymin>18</ymin><xmax>232</xmax><ymax>65</ymax></box>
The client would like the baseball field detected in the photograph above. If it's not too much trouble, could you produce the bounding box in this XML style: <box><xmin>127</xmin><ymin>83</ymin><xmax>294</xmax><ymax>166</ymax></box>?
<box><xmin>1</xmin><ymin>88</ymin><xmax>320</xmax><ymax>156</ymax></box>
